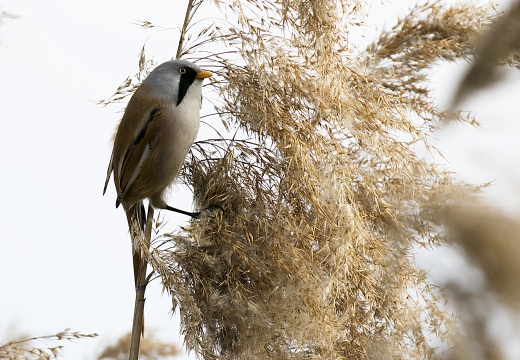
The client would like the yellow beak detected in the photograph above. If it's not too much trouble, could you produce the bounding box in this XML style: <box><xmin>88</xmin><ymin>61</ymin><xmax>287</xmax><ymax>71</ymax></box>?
<box><xmin>196</xmin><ymin>70</ymin><xmax>213</xmax><ymax>79</ymax></box>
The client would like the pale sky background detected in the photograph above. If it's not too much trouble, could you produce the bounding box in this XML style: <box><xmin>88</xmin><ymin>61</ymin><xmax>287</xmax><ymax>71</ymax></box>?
<box><xmin>1</xmin><ymin>0</ymin><xmax>519</xmax><ymax>359</ymax></box>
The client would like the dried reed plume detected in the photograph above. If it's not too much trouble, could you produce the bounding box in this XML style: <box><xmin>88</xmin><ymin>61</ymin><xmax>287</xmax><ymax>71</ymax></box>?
<box><xmin>97</xmin><ymin>329</ymin><xmax>180</xmax><ymax>360</ymax></box>
<box><xmin>446</xmin><ymin>2</ymin><xmax>520</xmax><ymax>355</ymax></box>
<box><xmin>105</xmin><ymin>0</ymin><xmax>504</xmax><ymax>359</ymax></box>
<box><xmin>453</xmin><ymin>0</ymin><xmax>520</xmax><ymax>106</ymax></box>
<box><xmin>0</xmin><ymin>329</ymin><xmax>97</xmax><ymax>360</ymax></box>
<box><xmin>436</xmin><ymin>206</ymin><xmax>520</xmax><ymax>360</ymax></box>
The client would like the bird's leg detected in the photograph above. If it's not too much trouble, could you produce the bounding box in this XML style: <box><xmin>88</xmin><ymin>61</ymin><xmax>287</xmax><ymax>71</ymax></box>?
<box><xmin>163</xmin><ymin>204</ymin><xmax>224</xmax><ymax>219</ymax></box>
<box><xmin>164</xmin><ymin>205</ymin><xmax>201</xmax><ymax>219</ymax></box>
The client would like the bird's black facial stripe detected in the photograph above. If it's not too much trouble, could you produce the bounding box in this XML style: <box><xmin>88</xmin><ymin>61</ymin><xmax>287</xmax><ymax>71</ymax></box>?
<box><xmin>176</xmin><ymin>67</ymin><xmax>198</xmax><ymax>106</ymax></box>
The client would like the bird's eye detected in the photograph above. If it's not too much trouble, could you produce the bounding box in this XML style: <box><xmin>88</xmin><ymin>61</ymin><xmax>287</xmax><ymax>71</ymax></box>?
<box><xmin>179</xmin><ymin>67</ymin><xmax>187</xmax><ymax>75</ymax></box>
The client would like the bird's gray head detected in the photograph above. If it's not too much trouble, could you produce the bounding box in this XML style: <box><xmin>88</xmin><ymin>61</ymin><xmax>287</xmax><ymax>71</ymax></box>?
<box><xmin>142</xmin><ymin>59</ymin><xmax>212</xmax><ymax>106</ymax></box>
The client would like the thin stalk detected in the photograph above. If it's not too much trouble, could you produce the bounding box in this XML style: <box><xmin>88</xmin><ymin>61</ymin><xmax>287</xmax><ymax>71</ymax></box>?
<box><xmin>129</xmin><ymin>205</ymin><xmax>154</xmax><ymax>360</ymax></box>
<box><xmin>176</xmin><ymin>0</ymin><xmax>196</xmax><ymax>59</ymax></box>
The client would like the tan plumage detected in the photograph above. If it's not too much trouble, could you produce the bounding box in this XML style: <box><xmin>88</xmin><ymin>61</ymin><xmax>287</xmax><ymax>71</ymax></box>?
<box><xmin>103</xmin><ymin>60</ymin><xmax>212</xmax><ymax>288</ymax></box>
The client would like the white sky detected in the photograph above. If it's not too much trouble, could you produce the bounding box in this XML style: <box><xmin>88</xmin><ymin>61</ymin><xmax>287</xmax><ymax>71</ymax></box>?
<box><xmin>1</xmin><ymin>0</ymin><xmax>519</xmax><ymax>359</ymax></box>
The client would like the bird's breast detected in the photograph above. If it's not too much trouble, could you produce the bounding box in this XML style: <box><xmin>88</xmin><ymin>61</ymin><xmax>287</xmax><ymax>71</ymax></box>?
<box><xmin>170</xmin><ymin>94</ymin><xmax>201</xmax><ymax>144</ymax></box>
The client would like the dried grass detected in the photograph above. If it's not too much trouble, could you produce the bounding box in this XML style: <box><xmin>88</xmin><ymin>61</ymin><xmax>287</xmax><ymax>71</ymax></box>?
<box><xmin>0</xmin><ymin>329</ymin><xmax>97</xmax><ymax>360</ymax></box>
<box><xmin>435</xmin><ymin>205</ymin><xmax>520</xmax><ymax>360</ymax></box>
<box><xmin>97</xmin><ymin>330</ymin><xmax>180</xmax><ymax>360</ymax></box>
<box><xmin>103</xmin><ymin>0</ymin><xmax>514</xmax><ymax>359</ymax></box>
<box><xmin>442</xmin><ymin>2</ymin><xmax>520</xmax><ymax>353</ymax></box>
<box><xmin>453</xmin><ymin>1</ymin><xmax>520</xmax><ymax>106</ymax></box>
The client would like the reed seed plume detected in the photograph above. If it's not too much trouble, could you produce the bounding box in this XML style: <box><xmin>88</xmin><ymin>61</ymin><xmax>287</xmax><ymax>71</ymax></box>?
<box><xmin>435</xmin><ymin>205</ymin><xmax>520</xmax><ymax>360</ymax></box>
<box><xmin>452</xmin><ymin>1</ymin><xmax>520</xmax><ymax>106</ymax></box>
<box><xmin>0</xmin><ymin>329</ymin><xmax>97</xmax><ymax>360</ymax></box>
<box><xmin>97</xmin><ymin>330</ymin><xmax>180</xmax><ymax>360</ymax></box>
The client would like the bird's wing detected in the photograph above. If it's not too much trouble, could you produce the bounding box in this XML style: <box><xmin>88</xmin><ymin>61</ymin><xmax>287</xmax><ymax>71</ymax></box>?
<box><xmin>115</xmin><ymin>108</ymin><xmax>160</xmax><ymax>207</ymax></box>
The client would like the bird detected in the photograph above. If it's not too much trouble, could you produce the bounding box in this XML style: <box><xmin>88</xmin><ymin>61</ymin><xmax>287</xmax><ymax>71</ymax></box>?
<box><xmin>103</xmin><ymin>59</ymin><xmax>212</xmax><ymax>287</ymax></box>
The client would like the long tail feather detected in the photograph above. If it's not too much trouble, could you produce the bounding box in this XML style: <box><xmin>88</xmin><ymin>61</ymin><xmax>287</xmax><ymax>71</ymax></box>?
<box><xmin>125</xmin><ymin>201</ymin><xmax>147</xmax><ymax>336</ymax></box>
<box><xmin>126</xmin><ymin>202</ymin><xmax>146</xmax><ymax>286</ymax></box>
